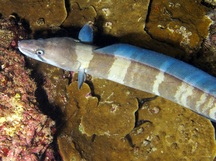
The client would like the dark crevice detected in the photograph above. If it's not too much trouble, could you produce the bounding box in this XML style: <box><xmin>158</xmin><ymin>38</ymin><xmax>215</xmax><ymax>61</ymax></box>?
<box><xmin>134</xmin><ymin>96</ymin><xmax>156</xmax><ymax>128</ymax></box>
<box><xmin>201</xmin><ymin>0</ymin><xmax>216</xmax><ymax>8</ymax></box>
<box><xmin>64</xmin><ymin>0</ymin><xmax>71</xmax><ymax>13</ymax></box>
<box><xmin>23</xmin><ymin>59</ymin><xmax>64</xmax><ymax>160</ymax></box>
<box><xmin>85</xmin><ymin>79</ymin><xmax>101</xmax><ymax>101</ymax></box>
<box><xmin>29</xmin><ymin>68</ymin><xmax>64</xmax><ymax>126</ymax></box>
<box><xmin>125</xmin><ymin>134</ymin><xmax>135</xmax><ymax>148</ymax></box>
<box><xmin>144</xmin><ymin>0</ymin><xmax>153</xmax><ymax>29</ymax></box>
<box><xmin>137</xmin><ymin>96</ymin><xmax>158</xmax><ymax>109</ymax></box>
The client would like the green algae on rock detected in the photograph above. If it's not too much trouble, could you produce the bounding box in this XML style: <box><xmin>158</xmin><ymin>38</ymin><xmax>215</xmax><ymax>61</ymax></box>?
<box><xmin>57</xmin><ymin>78</ymin><xmax>216</xmax><ymax>161</ymax></box>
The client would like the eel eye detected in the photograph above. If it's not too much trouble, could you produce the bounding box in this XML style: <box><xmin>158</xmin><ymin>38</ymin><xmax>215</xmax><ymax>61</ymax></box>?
<box><xmin>36</xmin><ymin>49</ymin><xmax>44</xmax><ymax>55</ymax></box>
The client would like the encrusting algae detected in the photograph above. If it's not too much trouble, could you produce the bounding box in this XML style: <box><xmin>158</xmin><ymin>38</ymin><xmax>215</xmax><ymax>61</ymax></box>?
<box><xmin>0</xmin><ymin>17</ymin><xmax>56</xmax><ymax>160</ymax></box>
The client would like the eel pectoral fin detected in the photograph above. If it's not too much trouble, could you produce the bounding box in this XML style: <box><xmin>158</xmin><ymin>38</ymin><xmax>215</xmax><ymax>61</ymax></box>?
<box><xmin>78</xmin><ymin>68</ymin><xmax>86</xmax><ymax>89</ymax></box>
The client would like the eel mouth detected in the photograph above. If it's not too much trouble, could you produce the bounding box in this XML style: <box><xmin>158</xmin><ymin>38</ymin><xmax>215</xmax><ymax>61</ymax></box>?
<box><xmin>18</xmin><ymin>40</ymin><xmax>40</xmax><ymax>61</ymax></box>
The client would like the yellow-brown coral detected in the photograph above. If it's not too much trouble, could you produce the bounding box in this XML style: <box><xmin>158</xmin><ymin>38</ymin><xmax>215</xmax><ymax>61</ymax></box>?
<box><xmin>145</xmin><ymin>0</ymin><xmax>211</xmax><ymax>54</ymax></box>
<box><xmin>57</xmin><ymin>78</ymin><xmax>216</xmax><ymax>161</ymax></box>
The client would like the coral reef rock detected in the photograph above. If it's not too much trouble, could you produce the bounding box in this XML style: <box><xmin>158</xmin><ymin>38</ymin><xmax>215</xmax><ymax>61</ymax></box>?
<box><xmin>0</xmin><ymin>17</ymin><xmax>55</xmax><ymax>161</ymax></box>
<box><xmin>57</xmin><ymin>78</ymin><xmax>216</xmax><ymax>161</ymax></box>
<box><xmin>195</xmin><ymin>9</ymin><xmax>216</xmax><ymax>76</ymax></box>
<box><xmin>145</xmin><ymin>0</ymin><xmax>211</xmax><ymax>54</ymax></box>
<box><xmin>0</xmin><ymin>0</ymin><xmax>67</xmax><ymax>32</ymax></box>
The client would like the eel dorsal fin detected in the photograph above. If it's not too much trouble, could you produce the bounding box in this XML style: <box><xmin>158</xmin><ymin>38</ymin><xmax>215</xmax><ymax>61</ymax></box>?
<box><xmin>78</xmin><ymin>22</ymin><xmax>94</xmax><ymax>43</ymax></box>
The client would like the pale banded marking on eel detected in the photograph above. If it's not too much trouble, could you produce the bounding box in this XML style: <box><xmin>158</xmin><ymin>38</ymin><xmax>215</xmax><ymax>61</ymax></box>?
<box><xmin>18</xmin><ymin>23</ymin><xmax>216</xmax><ymax>121</ymax></box>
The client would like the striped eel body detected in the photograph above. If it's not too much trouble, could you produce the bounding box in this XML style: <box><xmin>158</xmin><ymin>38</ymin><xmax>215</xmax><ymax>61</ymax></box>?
<box><xmin>18</xmin><ymin>24</ymin><xmax>216</xmax><ymax>121</ymax></box>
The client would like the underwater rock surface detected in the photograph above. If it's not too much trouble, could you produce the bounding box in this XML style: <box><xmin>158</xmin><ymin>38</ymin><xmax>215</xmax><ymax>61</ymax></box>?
<box><xmin>195</xmin><ymin>9</ymin><xmax>216</xmax><ymax>77</ymax></box>
<box><xmin>0</xmin><ymin>0</ymin><xmax>67</xmax><ymax>32</ymax></box>
<box><xmin>57</xmin><ymin>79</ymin><xmax>216</xmax><ymax>161</ymax></box>
<box><xmin>63</xmin><ymin>0</ymin><xmax>150</xmax><ymax>38</ymax></box>
<box><xmin>145</xmin><ymin>0</ymin><xmax>211</xmax><ymax>54</ymax></box>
